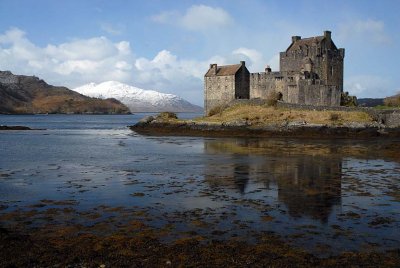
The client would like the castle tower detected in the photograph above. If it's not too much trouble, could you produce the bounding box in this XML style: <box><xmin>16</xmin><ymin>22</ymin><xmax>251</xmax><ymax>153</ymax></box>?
<box><xmin>280</xmin><ymin>30</ymin><xmax>344</xmax><ymax>91</ymax></box>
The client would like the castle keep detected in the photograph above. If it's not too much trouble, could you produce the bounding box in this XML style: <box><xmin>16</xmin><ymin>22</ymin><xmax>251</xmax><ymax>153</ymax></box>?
<box><xmin>204</xmin><ymin>31</ymin><xmax>345</xmax><ymax>115</ymax></box>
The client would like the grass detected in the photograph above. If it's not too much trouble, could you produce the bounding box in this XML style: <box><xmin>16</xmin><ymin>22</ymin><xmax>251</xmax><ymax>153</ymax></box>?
<box><xmin>374</xmin><ymin>105</ymin><xmax>400</xmax><ymax>110</ymax></box>
<box><xmin>194</xmin><ymin>104</ymin><xmax>373</xmax><ymax>126</ymax></box>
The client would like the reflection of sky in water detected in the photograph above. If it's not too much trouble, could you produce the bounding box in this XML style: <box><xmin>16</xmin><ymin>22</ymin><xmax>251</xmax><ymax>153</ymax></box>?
<box><xmin>0</xmin><ymin>115</ymin><xmax>400</xmax><ymax>255</ymax></box>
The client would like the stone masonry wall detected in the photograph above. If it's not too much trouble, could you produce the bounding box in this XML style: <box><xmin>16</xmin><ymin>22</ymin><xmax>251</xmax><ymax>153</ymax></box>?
<box><xmin>235</xmin><ymin>66</ymin><xmax>250</xmax><ymax>99</ymax></box>
<box><xmin>204</xmin><ymin>75</ymin><xmax>236</xmax><ymax>115</ymax></box>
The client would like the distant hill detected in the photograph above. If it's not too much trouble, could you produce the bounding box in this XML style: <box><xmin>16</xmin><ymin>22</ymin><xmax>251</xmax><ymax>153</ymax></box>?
<box><xmin>0</xmin><ymin>71</ymin><xmax>130</xmax><ymax>114</ymax></box>
<box><xmin>73</xmin><ymin>81</ymin><xmax>203</xmax><ymax>113</ymax></box>
<box><xmin>384</xmin><ymin>93</ymin><xmax>400</xmax><ymax>107</ymax></box>
<box><xmin>357</xmin><ymin>98</ymin><xmax>384</xmax><ymax>107</ymax></box>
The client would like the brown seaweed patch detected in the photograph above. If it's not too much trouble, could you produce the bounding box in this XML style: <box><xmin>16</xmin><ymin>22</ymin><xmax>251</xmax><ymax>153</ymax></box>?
<box><xmin>369</xmin><ymin>217</ymin><xmax>395</xmax><ymax>226</ymax></box>
<box><xmin>40</xmin><ymin>199</ymin><xmax>79</xmax><ymax>206</ymax></box>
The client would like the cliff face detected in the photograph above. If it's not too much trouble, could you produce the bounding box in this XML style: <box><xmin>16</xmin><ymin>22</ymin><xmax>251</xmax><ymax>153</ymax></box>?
<box><xmin>0</xmin><ymin>71</ymin><xmax>130</xmax><ymax>114</ymax></box>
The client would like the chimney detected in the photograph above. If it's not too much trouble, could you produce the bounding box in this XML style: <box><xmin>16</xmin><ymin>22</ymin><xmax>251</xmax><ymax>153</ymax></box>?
<box><xmin>265</xmin><ymin>65</ymin><xmax>271</xmax><ymax>73</ymax></box>
<box><xmin>292</xmin><ymin>36</ymin><xmax>301</xmax><ymax>43</ymax></box>
<box><xmin>324</xmin><ymin>30</ymin><xmax>331</xmax><ymax>40</ymax></box>
<box><xmin>240</xmin><ymin>61</ymin><xmax>245</xmax><ymax>66</ymax></box>
<box><xmin>210</xmin><ymin>63</ymin><xmax>217</xmax><ymax>75</ymax></box>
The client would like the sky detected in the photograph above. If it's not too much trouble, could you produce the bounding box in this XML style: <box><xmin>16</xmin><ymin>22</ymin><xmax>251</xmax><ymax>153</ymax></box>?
<box><xmin>0</xmin><ymin>0</ymin><xmax>399</xmax><ymax>106</ymax></box>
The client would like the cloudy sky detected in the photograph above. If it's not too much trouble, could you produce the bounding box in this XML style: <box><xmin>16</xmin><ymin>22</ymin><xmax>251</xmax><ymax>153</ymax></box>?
<box><xmin>0</xmin><ymin>0</ymin><xmax>399</xmax><ymax>105</ymax></box>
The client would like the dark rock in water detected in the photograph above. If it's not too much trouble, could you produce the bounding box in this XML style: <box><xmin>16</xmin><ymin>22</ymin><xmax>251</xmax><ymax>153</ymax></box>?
<box><xmin>0</xmin><ymin>125</ymin><xmax>32</xmax><ymax>130</ymax></box>
<box><xmin>138</xmin><ymin>115</ymin><xmax>155</xmax><ymax>124</ymax></box>
<box><xmin>0</xmin><ymin>70</ymin><xmax>130</xmax><ymax>114</ymax></box>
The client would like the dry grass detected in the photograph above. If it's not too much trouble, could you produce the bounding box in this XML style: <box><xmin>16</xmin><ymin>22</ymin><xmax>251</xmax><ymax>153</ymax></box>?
<box><xmin>195</xmin><ymin>104</ymin><xmax>373</xmax><ymax>126</ymax></box>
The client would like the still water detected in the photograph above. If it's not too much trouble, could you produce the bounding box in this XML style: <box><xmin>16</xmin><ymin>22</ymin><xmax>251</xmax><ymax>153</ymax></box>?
<box><xmin>0</xmin><ymin>114</ymin><xmax>399</xmax><ymax>255</ymax></box>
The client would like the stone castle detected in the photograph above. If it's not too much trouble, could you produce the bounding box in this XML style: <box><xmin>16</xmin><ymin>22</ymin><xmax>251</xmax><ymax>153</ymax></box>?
<box><xmin>204</xmin><ymin>31</ymin><xmax>345</xmax><ymax>115</ymax></box>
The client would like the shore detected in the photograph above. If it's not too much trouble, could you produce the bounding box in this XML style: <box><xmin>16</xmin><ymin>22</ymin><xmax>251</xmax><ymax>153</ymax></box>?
<box><xmin>0</xmin><ymin>125</ymin><xmax>33</xmax><ymax>130</ymax></box>
<box><xmin>129</xmin><ymin>104</ymin><xmax>400</xmax><ymax>138</ymax></box>
<box><xmin>130</xmin><ymin>118</ymin><xmax>400</xmax><ymax>138</ymax></box>
<box><xmin>1</xmin><ymin>213</ymin><xmax>399</xmax><ymax>267</ymax></box>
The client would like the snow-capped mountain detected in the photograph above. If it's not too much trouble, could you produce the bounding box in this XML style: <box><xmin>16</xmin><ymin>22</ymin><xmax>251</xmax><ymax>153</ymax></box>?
<box><xmin>72</xmin><ymin>81</ymin><xmax>203</xmax><ymax>113</ymax></box>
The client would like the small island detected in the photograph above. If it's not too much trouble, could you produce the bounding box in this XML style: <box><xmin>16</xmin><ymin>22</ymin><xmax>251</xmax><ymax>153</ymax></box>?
<box><xmin>131</xmin><ymin>31</ymin><xmax>400</xmax><ymax>138</ymax></box>
<box><xmin>130</xmin><ymin>102</ymin><xmax>400</xmax><ymax>138</ymax></box>
<box><xmin>0</xmin><ymin>125</ymin><xmax>33</xmax><ymax>130</ymax></box>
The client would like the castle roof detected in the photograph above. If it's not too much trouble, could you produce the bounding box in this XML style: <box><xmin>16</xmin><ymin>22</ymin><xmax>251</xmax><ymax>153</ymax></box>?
<box><xmin>205</xmin><ymin>64</ymin><xmax>242</xmax><ymax>77</ymax></box>
<box><xmin>286</xmin><ymin>36</ymin><xmax>337</xmax><ymax>52</ymax></box>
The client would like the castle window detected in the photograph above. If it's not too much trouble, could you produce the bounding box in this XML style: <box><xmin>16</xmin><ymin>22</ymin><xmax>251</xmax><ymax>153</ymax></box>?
<box><xmin>331</xmin><ymin>66</ymin><xmax>334</xmax><ymax>76</ymax></box>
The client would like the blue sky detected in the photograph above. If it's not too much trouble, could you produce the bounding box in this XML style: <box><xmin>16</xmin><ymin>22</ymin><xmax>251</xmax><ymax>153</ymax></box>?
<box><xmin>0</xmin><ymin>0</ymin><xmax>399</xmax><ymax>105</ymax></box>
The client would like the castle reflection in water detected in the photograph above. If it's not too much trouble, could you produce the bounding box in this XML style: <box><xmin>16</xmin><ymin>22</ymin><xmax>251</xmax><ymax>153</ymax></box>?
<box><xmin>203</xmin><ymin>139</ymin><xmax>342</xmax><ymax>222</ymax></box>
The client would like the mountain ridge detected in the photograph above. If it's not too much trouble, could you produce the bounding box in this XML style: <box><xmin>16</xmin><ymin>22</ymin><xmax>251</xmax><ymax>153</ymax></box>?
<box><xmin>0</xmin><ymin>71</ymin><xmax>130</xmax><ymax>114</ymax></box>
<box><xmin>73</xmin><ymin>81</ymin><xmax>203</xmax><ymax>113</ymax></box>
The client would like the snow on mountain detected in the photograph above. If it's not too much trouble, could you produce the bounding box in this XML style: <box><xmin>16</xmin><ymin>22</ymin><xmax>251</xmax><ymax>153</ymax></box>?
<box><xmin>72</xmin><ymin>81</ymin><xmax>203</xmax><ymax>113</ymax></box>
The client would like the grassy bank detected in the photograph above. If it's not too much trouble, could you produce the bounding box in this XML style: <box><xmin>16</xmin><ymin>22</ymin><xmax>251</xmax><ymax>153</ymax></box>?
<box><xmin>194</xmin><ymin>104</ymin><xmax>373</xmax><ymax>126</ymax></box>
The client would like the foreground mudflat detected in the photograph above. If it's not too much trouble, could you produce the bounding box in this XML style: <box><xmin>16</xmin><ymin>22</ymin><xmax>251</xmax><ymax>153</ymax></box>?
<box><xmin>1</xmin><ymin>220</ymin><xmax>399</xmax><ymax>267</ymax></box>
<box><xmin>1</xmin><ymin>115</ymin><xmax>400</xmax><ymax>267</ymax></box>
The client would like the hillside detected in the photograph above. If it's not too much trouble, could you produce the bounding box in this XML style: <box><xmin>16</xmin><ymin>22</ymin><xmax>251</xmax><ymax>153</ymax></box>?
<box><xmin>73</xmin><ymin>81</ymin><xmax>203</xmax><ymax>113</ymax></box>
<box><xmin>357</xmin><ymin>98</ymin><xmax>384</xmax><ymax>107</ymax></box>
<box><xmin>384</xmin><ymin>93</ymin><xmax>400</xmax><ymax>107</ymax></box>
<box><xmin>0</xmin><ymin>71</ymin><xmax>130</xmax><ymax>114</ymax></box>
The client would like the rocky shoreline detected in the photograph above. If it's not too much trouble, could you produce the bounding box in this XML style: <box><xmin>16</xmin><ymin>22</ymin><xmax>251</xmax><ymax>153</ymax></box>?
<box><xmin>0</xmin><ymin>125</ymin><xmax>34</xmax><ymax>130</ymax></box>
<box><xmin>129</xmin><ymin>116</ymin><xmax>400</xmax><ymax>138</ymax></box>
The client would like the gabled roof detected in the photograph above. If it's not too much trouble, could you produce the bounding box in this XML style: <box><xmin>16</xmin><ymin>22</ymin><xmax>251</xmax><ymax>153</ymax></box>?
<box><xmin>286</xmin><ymin>36</ymin><xmax>338</xmax><ymax>52</ymax></box>
<box><xmin>205</xmin><ymin>64</ymin><xmax>242</xmax><ymax>77</ymax></box>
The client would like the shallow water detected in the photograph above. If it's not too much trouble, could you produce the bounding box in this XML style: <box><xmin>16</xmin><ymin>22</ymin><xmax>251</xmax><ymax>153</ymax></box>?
<box><xmin>0</xmin><ymin>114</ymin><xmax>399</xmax><ymax>256</ymax></box>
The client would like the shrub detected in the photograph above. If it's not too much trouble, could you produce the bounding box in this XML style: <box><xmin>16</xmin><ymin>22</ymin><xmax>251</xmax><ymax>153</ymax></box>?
<box><xmin>330</xmin><ymin>113</ymin><xmax>341</xmax><ymax>121</ymax></box>
<box><xmin>208</xmin><ymin>104</ymin><xmax>228</xmax><ymax>116</ymax></box>
<box><xmin>383</xmin><ymin>95</ymin><xmax>400</xmax><ymax>107</ymax></box>
<box><xmin>265</xmin><ymin>91</ymin><xmax>282</xmax><ymax>107</ymax></box>
<box><xmin>156</xmin><ymin>112</ymin><xmax>178</xmax><ymax>120</ymax></box>
<box><xmin>341</xmin><ymin>92</ymin><xmax>358</xmax><ymax>107</ymax></box>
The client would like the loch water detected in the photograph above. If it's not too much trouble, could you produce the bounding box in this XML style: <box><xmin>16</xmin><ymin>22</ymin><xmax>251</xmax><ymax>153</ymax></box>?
<box><xmin>0</xmin><ymin>114</ymin><xmax>399</xmax><ymax>256</ymax></box>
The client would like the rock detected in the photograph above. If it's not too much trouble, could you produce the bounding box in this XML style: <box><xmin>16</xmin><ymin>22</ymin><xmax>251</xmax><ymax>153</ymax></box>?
<box><xmin>138</xmin><ymin>116</ymin><xmax>155</xmax><ymax>124</ymax></box>
<box><xmin>0</xmin><ymin>125</ymin><xmax>32</xmax><ymax>130</ymax></box>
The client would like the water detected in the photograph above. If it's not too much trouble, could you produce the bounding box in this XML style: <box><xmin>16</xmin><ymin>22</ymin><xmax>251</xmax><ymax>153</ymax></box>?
<box><xmin>0</xmin><ymin>114</ymin><xmax>399</xmax><ymax>256</ymax></box>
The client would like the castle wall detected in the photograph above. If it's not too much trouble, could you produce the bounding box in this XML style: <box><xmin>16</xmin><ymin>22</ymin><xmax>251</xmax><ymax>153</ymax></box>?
<box><xmin>298</xmin><ymin>81</ymin><xmax>340</xmax><ymax>106</ymax></box>
<box><xmin>250</xmin><ymin>73</ymin><xmax>276</xmax><ymax>99</ymax></box>
<box><xmin>249</xmin><ymin>72</ymin><xmax>341</xmax><ymax>107</ymax></box>
<box><xmin>324</xmin><ymin>49</ymin><xmax>344</xmax><ymax>91</ymax></box>
<box><xmin>204</xmin><ymin>75</ymin><xmax>236</xmax><ymax>115</ymax></box>
<box><xmin>235</xmin><ymin>66</ymin><xmax>250</xmax><ymax>99</ymax></box>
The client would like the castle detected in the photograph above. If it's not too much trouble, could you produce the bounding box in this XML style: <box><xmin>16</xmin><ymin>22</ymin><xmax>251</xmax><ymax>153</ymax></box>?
<box><xmin>204</xmin><ymin>31</ymin><xmax>345</xmax><ymax>115</ymax></box>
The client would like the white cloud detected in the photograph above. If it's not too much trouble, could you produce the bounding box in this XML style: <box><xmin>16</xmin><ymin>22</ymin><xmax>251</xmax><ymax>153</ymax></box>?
<box><xmin>267</xmin><ymin>54</ymin><xmax>280</xmax><ymax>71</ymax></box>
<box><xmin>232</xmin><ymin>48</ymin><xmax>263</xmax><ymax>70</ymax></box>
<box><xmin>0</xmin><ymin>27</ymin><xmax>209</xmax><ymax>104</ymax></box>
<box><xmin>339</xmin><ymin>19</ymin><xmax>391</xmax><ymax>44</ymax></box>
<box><xmin>45</xmin><ymin>37</ymin><xmax>119</xmax><ymax>61</ymax></box>
<box><xmin>181</xmin><ymin>5</ymin><xmax>233</xmax><ymax>31</ymax></box>
<box><xmin>0</xmin><ymin>28</ymin><xmax>134</xmax><ymax>87</ymax></box>
<box><xmin>100</xmin><ymin>22</ymin><xmax>124</xmax><ymax>35</ymax></box>
<box><xmin>0</xmin><ymin>27</ymin><xmax>276</xmax><ymax>106</ymax></box>
<box><xmin>150</xmin><ymin>11</ymin><xmax>179</xmax><ymax>24</ymax></box>
<box><xmin>151</xmin><ymin>5</ymin><xmax>233</xmax><ymax>32</ymax></box>
<box><xmin>345</xmin><ymin>75</ymin><xmax>393</xmax><ymax>98</ymax></box>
